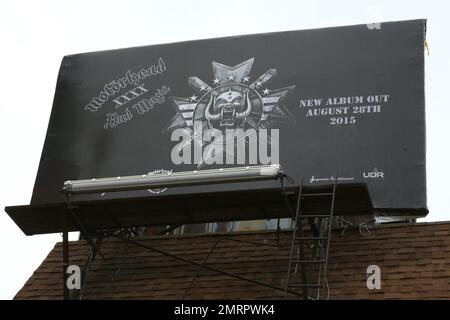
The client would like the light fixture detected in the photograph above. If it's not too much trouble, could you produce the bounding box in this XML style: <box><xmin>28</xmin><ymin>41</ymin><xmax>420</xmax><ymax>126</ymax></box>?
<box><xmin>62</xmin><ymin>164</ymin><xmax>283</xmax><ymax>195</ymax></box>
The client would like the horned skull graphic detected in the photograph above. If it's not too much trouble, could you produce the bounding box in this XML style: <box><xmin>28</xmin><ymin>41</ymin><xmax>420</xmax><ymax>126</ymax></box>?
<box><xmin>204</xmin><ymin>89</ymin><xmax>252</xmax><ymax>127</ymax></box>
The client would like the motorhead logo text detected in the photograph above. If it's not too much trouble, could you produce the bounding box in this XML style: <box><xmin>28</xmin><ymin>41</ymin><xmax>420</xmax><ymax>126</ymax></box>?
<box><xmin>163</xmin><ymin>58</ymin><xmax>295</xmax><ymax>168</ymax></box>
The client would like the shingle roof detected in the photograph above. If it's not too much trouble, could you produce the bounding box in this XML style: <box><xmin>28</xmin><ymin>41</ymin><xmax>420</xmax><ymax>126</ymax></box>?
<box><xmin>15</xmin><ymin>221</ymin><xmax>450</xmax><ymax>300</ymax></box>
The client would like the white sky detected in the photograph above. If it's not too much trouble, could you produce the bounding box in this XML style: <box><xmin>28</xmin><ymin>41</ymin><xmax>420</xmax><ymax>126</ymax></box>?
<box><xmin>0</xmin><ymin>0</ymin><xmax>449</xmax><ymax>300</ymax></box>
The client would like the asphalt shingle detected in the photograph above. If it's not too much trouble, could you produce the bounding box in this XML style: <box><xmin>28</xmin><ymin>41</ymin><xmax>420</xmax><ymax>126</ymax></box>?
<box><xmin>14</xmin><ymin>221</ymin><xmax>450</xmax><ymax>299</ymax></box>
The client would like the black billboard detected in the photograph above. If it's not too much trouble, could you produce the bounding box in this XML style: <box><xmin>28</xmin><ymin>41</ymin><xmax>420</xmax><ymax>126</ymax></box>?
<box><xmin>29</xmin><ymin>19</ymin><xmax>427</xmax><ymax>216</ymax></box>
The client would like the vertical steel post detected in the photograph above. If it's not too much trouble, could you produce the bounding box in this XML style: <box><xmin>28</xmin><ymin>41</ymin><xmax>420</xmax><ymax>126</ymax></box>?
<box><xmin>62</xmin><ymin>196</ymin><xmax>70</xmax><ymax>300</ymax></box>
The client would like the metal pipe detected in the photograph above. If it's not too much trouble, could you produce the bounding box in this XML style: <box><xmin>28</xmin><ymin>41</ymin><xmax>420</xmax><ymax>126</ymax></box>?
<box><xmin>110</xmin><ymin>233</ymin><xmax>302</xmax><ymax>298</ymax></box>
<box><xmin>62</xmin><ymin>212</ymin><xmax>69</xmax><ymax>300</ymax></box>
<box><xmin>183</xmin><ymin>237</ymin><xmax>280</xmax><ymax>299</ymax></box>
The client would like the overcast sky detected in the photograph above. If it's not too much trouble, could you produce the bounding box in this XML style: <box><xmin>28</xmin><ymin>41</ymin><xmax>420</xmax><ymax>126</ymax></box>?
<box><xmin>0</xmin><ymin>0</ymin><xmax>449</xmax><ymax>300</ymax></box>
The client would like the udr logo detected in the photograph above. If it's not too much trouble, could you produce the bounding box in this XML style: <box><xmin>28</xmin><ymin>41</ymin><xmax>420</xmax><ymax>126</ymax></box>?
<box><xmin>162</xmin><ymin>58</ymin><xmax>296</xmax><ymax>168</ymax></box>
<box><xmin>363</xmin><ymin>167</ymin><xmax>384</xmax><ymax>179</ymax></box>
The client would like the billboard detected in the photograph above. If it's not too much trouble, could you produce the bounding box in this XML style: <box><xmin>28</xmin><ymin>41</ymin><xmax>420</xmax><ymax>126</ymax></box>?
<box><xmin>29</xmin><ymin>19</ymin><xmax>427</xmax><ymax>217</ymax></box>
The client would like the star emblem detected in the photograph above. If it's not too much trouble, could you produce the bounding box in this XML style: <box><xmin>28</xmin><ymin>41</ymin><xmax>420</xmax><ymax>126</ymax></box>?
<box><xmin>212</xmin><ymin>58</ymin><xmax>254</xmax><ymax>84</ymax></box>
<box><xmin>162</xmin><ymin>57</ymin><xmax>296</xmax><ymax>167</ymax></box>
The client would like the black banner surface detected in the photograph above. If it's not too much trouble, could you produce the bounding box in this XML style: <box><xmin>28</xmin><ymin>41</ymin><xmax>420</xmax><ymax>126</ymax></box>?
<box><xmin>31</xmin><ymin>20</ymin><xmax>427</xmax><ymax>215</ymax></box>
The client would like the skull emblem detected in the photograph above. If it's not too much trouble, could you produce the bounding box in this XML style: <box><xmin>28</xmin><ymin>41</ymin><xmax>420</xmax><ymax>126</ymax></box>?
<box><xmin>205</xmin><ymin>89</ymin><xmax>252</xmax><ymax>127</ymax></box>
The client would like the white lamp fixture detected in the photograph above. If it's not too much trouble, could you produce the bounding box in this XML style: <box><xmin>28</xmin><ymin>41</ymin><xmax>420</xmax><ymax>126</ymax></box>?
<box><xmin>62</xmin><ymin>164</ymin><xmax>283</xmax><ymax>195</ymax></box>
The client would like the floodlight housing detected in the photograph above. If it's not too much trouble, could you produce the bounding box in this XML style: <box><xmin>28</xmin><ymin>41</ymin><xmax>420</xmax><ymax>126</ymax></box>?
<box><xmin>62</xmin><ymin>164</ymin><xmax>283</xmax><ymax>195</ymax></box>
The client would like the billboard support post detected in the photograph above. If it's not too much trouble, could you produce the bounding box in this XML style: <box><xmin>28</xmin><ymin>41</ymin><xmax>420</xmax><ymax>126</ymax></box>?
<box><xmin>62</xmin><ymin>210</ymin><xmax>69</xmax><ymax>300</ymax></box>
